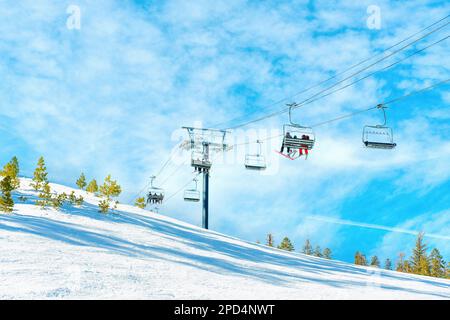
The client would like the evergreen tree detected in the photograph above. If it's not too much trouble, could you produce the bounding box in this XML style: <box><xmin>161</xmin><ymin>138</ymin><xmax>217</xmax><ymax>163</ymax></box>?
<box><xmin>68</xmin><ymin>191</ymin><xmax>84</xmax><ymax>206</ymax></box>
<box><xmin>313</xmin><ymin>246</ymin><xmax>323</xmax><ymax>258</ymax></box>
<box><xmin>396</xmin><ymin>253</ymin><xmax>406</xmax><ymax>272</ymax></box>
<box><xmin>323</xmin><ymin>248</ymin><xmax>332</xmax><ymax>259</ymax></box>
<box><xmin>1</xmin><ymin>157</ymin><xmax>20</xmax><ymax>190</ymax></box>
<box><xmin>429</xmin><ymin>248</ymin><xmax>446</xmax><ymax>278</ymax></box>
<box><xmin>403</xmin><ymin>260</ymin><xmax>412</xmax><ymax>273</ymax></box>
<box><xmin>411</xmin><ymin>232</ymin><xmax>430</xmax><ymax>276</ymax></box>
<box><xmin>98</xmin><ymin>199</ymin><xmax>109</xmax><ymax>213</ymax></box>
<box><xmin>385</xmin><ymin>258</ymin><xmax>392</xmax><ymax>270</ymax></box>
<box><xmin>0</xmin><ymin>176</ymin><xmax>14</xmax><ymax>213</ymax></box>
<box><xmin>51</xmin><ymin>192</ymin><xmax>67</xmax><ymax>210</ymax></box>
<box><xmin>370</xmin><ymin>256</ymin><xmax>380</xmax><ymax>268</ymax></box>
<box><xmin>302</xmin><ymin>239</ymin><xmax>313</xmax><ymax>255</ymax></box>
<box><xmin>361</xmin><ymin>254</ymin><xmax>368</xmax><ymax>266</ymax></box>
<box><xmin>355</xmin><ymin>251</ymin><xmax>362</xmax><ymax>265</ymax></box>
<box><xmin>98</xmin><ymin>175</ymin><xmax>121</xmax><ymax>214</ymax></box>
<box><xmin>134</xmin><ymin>197</ymin><xmax>146</xmax><ymax>209</ymax></box>
<box><xmin>76</xmin><ymin>173</ymin><xmax>87</xmax><ymax>190</ymax></box>
<box><xmin>355</xmin><ymin>251</ymin><xmax>368</xmax><ymax>266</ymax></box>
<box><xmin>75</xmin><ymin>195</ymin><xmax>84</xmax><ymax>206</ymax></box>
<box><xmin>266</xmin><ymin>234</ymin><xmax>274</xmax><ymax>247</ymax></box>
<box><xmin>31</xmin><ymin>156</ymin><xmax>48</xmax><ymax>191</ymax></box>
<box><xmin>35</xmin><ymin>182</ymin><xmax>52</xmax><ymax>209</ymax></box>
<box><xmin>278</xmin><ymin>237</ymin><xmax>295</xmax><ymax>252</ymax></box>
<box><xmin>86</xmin><ymin>179</ymin><xmax>98</xmax><ymax>194</ymax></box>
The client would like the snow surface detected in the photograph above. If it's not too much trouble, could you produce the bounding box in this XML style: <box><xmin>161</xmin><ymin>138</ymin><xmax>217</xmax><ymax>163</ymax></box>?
<box><xmin>0</xmin><ymin>178</ymin><xmax>449</xmax><ymax>299</ymax></box>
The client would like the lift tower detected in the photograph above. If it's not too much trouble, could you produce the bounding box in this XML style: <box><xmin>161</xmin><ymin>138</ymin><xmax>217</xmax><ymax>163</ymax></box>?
<box><xmin>181</xmin><ymin>127</ymin><xmax>230</xmax><ymax>229</ymax></box>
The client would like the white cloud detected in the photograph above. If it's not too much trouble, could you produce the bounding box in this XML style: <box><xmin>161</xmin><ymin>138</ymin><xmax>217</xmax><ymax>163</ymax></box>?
<box><xmin>0</xmin><ymin>0</ymin><xmax>449</xmax><ymax>261</ymax></box>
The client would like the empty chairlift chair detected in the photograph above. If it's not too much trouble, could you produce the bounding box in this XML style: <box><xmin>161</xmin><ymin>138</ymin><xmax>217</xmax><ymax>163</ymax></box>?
<box><xmin>245</xmin><ymin>140</ymin><xmax>267</xmax><ymax>170</ymax></box>
<box><xmin>279</xmin><ymin>102</ymin><xmax>315</xmax><ymax>159</ymax></box>
<box><xmin>362</xmin><ymin>104</ymin><xmax>397</xmax><ymax>149</ymax></box>
<box><xmin>183</xmin><ymin>178</ymin><xmax>200</xmax><ymax>202</ymax></box>
<box><xmin>147</xmin><ymin>176</ymin><xmax>165</xmax><ymax>205</ymax></box>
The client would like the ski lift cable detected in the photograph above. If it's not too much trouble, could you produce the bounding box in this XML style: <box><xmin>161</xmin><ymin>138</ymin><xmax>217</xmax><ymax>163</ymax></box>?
<box><xmin>228</xmin><ymin>77</ymin><xmax>450</xmax><ymax>148</ymax></box>
<box><xmin>221</xmin><ymin>21</ymin><xmax>450</xmax><ymax>131</ymax></box>
<box><xmin>210</xmin><ymin>15</ymin><xmax>450</xmax><ymax>129</ymax></box>
<box><xmin>164</xmin><ymin>172</ymin><xmax>202</xmax><ymax>204</ymax></box>
<box><xmin>161</xmin><ymin>77</ymin><xmax>449</xmax><ymax>206</ymax></box>
<box><xmin>286</xmin><ymin>34</ymin><xmax>450</xmax><ymax>114</ymax></box>
<box><xmin>126</xmin><ymin>141</ymin><xmax>184</xmax><ymax>204</ymax></box>
<box><xmin>159</xmin><ymin>158</ymin><xmax>190</xmax><ymax>187</ymax></box>
<box><xmin>162</xmin><ymin>149</ymin><xmax>225</xmax><ymax>204</ymax></box>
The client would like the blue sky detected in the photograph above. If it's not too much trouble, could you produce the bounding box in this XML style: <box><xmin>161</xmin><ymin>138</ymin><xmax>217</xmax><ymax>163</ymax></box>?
<box><xmin>0</xmin><ymin>0</ymin><xmax>449</xmax><ymax>264</ymax></box>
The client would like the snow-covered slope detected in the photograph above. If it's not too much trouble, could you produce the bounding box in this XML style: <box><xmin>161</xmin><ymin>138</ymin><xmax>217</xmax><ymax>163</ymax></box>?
<box><xmin>0</xmin><ymin>178</ymin><xmax>449</xmax><ymax>299</ymax></box>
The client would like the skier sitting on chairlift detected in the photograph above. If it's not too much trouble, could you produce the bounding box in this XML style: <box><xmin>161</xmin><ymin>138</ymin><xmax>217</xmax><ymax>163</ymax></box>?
<box><xmin>298</xmin><ymin>135</ymin><xmax>309</xmax><ymax>158</ymax></box>
<box><xmin>280</xmin><ymin>132</ymin><xmax>292</xmax><ymax>154</ymax></box>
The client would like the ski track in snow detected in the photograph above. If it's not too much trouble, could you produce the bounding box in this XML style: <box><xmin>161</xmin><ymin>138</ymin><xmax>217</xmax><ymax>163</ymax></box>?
<box><xmin>0</xmin><ymin>178</ymin><xmax>449</xmax><ymax>299</ymax></box>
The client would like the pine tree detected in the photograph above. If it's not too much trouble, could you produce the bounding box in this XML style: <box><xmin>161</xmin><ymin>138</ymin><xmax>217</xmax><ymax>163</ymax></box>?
<box><xmin>98</xmin><ymin>199</ymin><xmax>109</xmax><ymax>213</ymax></box>
<box><xmin>355</xmin><ymin>251</ymin><xmax>368</xmax><ymax>266</ymax></box>
<box><xmin>411</xmin><ymin>232</ymin><xmax>430</xmax><ymax>276</ymax></box>
<box><xmin>403</xmin><ymin>260</ymin><xmax>412</xmax><ymax>273</ymax></box>
<box><xmin>302</xmin><ymin>239</ymin><xmax>313</xmax><ymax>255</ymax></box>
<box><xmin>278</xmin><ymin>237</ymin><xmax>294</xmax><ymax>252</ymax></box>
<box><xmin>86</xmin><ymin>179</ymin><xmax>98</xmax><ymax>194</ymax></box>
<box><xmin>323</xmin><ymin>248</ymin><xmax>332</xmax><ymax>259</ymax></box>
<box><xmin>355</xmin><ymin>251</ymin><xmax>362</xmax><ymax>265</ymax></box>
<box><xmin>385</xmin><ymin>258</ymin><xmax>392</xmax><ymax>270</ymax></box>
<box><xmin>1</xmin><ymin>157</ymin><xmax>20</xmax><ymax>190</ymax></box>
<box><xmin>134</xmin><ymin>197</ymin><xmax>146</xmax><ymax>209</ymax></box>
<box><xmin>35</xmin><ymin>182</ymin><xmax>52</xmax><ymax>209</ymax></box>
<box><xmin>0</xmin><ymin>176</ymin><xmax>14</xmax><ymax>213</ymax></box>
<box><xmin>370</xmin><ymin>256</ymin><xmax>380</xmax><ymax>268</ymax></box>
<box><xmin>75</xmin><ymin>195</ymin><xmax>84</xmax><ymax>206</ymax></box>
<box><xmin>429</xmin><ymin>248</ymin><xmax>446</xmax><ymax>278</ymax></box>
<box><xmin>98</xmin><ymin>175</ymin><xmax>121</xmax><ymax>214</ymax></box>
<box><xmin>396</xmin><ymin>253</ymin><xmax>406</xmax><ymax>272</ymax></box>
<box><xmin>67</xmin><ymin>191</ymin><xmax>84</xmax><ymax>206</ymax></box>
<box><xmin>266</xmin><ymin>234</ymin><xmax>274</xmax><ymax>247</ymax></box>
<box><xmin>361</xmin><ymin>254</ymin><xmax>368</xmax><ymax>266</ymax></box>
<box><xmin>313</xmin><ymin>246</ymin><xmax>323</xmax><ymax>258</ymax></box>
<box><xmin>76</xmin><ymin>173</ymin><xmax>87</xmax><ymax>190</ymax></box>
<box><xmin>31</xmin><ymin>156</ymin><xmax>48</xmax><ymax>191</ymax></box>
<box><xmin>51</xmin><ymin>192</ymin><xmax>67</xmax><ymax>210</ymax></box>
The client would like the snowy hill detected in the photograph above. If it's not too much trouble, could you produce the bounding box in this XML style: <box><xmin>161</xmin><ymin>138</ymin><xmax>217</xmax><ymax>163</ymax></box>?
<box><xmin>0</xmin><ymin>178</ymin><xmax>449</xmax><ymax>299</ymax></box>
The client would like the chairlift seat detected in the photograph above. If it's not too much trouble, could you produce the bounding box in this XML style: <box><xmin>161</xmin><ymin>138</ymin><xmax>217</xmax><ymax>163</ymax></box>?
<box><xmin>184</xmin><ymin>189</ymin><xmax>200</xmax><ymax>202</ymax></box>
<box><xmin>147</xmin><ymin>187</ymin><xmax>165</xmax><ymax>204</ymax></box>
<box><xmin>364</xmin><ymin>141</ymin><xmax>397</xmax><ymax>149</ymax></box>
<box><xmin>283</xmin><ymin>124</ymin><xmax>315</xmax><ymax>151</ymax></box>
<box><xmin>283</xmin><ymin>137</ymin><xmax>315</xmax><ymax>150</ymax></box>
<box><xmin>362</xmin><ymin>125</ymin><xmax>396</xmax><ymax>150</ymax></box>
<box><xmin>245</xmin><ymin>154</ymin><xmax>266</xmax><ymax>170</ymax></box>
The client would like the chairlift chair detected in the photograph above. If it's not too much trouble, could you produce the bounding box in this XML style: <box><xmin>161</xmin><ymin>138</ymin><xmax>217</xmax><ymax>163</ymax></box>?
<box><xmin>362</xmin><ymin>104</ymin><xmax>396</xmax><ymax>149</ymax></box>
<box><xmin>245</xmin><ymin>140</ymin><xmax>267</xmax><ymax>170</ymax></box>
<box><xmin>147</xmin><ymin>176</ymin><xmax>165</xmax><ymax>204</ymax></box>
<box><xmin>280</xmin><ymin>103</ymin><xmax>315</xmax><ymax>158</ymax></box>
<box><xmin>183</xmin><ymin>178</ymin><xmax>201</xmax><ymax>202</ymax></box>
